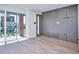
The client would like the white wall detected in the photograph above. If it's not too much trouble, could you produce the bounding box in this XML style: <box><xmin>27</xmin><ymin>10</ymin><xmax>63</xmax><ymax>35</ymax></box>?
<box><xmin>26</xmin><ymin>10</ymin><xmax>30</xmax><ymax>38</ymax></box>
<box><xmin>29</xmin><ymin>11</ymin><xmax>36</xmax><ymax>38</ymax></box>
<box><xmin>78</xmin><ymin>5</ymin><xmax>79</xmax><ymax>39</ymax></box>
<box><xmin>26</xmin><ymin>10</ymin><xmax>42</xmax><ymax>38</ymax></box>
<box><xmin>37</xmin><ymin>16</ymin><xmax>40</xmax><ymax>35</ymax></box>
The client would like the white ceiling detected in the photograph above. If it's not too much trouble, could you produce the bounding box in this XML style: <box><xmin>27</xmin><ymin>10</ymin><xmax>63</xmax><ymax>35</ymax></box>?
<box><xmin>0</xmin><ymin>4</ymin><xmax>74</xmax><ymax>12</ymax></box>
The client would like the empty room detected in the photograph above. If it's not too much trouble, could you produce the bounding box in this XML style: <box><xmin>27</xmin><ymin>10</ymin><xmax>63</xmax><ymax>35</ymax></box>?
<box><xmin>0</xmin><ymin>4</ymin><xmax>79</xmax><ymax>54</ymax></box>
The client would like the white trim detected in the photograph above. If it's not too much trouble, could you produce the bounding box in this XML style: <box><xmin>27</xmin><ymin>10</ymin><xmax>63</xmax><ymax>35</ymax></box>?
<box><xmin>4</xmin><ymin>10</ymin><xmax>6</xmax><ymax>44</ymax></box>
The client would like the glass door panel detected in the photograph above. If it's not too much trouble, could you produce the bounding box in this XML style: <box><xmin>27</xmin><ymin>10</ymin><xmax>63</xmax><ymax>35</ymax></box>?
<box><xmin>17</xmin><ymin>14</ymin><xmax>26</xmax><ymax>41</ymax></box>
<box><xmin>6</xmin><ymin>11</ymin><xmax>17</xmax><ymax>43</ymax></box>
<box><xmin>0</xmin><ymin>11</ymin><xmax>5</xmax><ymax>45</ymax></box>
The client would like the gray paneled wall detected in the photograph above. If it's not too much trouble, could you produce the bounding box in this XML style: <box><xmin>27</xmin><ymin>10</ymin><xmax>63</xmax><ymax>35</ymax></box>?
<box><xmin>41</xmin><ymin>5</ymin><xmax>78</xmax><ymax>43</ymax></box>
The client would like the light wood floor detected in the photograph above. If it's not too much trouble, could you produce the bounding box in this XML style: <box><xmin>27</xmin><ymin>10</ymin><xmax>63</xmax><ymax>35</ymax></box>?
<box><xmin>0</xmin><ymin>36</ymin><xmax>79</xmax><ymax>54</ymax></box>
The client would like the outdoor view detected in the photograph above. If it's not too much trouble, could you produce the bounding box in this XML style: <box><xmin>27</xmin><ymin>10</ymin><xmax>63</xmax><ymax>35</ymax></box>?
<box><xmin>0</xmin><ymin>11</ymin><xmax>26</xmax><ymax>45</ymax></box>
<box><xmin>0</xmin><ymin>11</ymin><xmax>5</xmax><ymax>45</ymax></box>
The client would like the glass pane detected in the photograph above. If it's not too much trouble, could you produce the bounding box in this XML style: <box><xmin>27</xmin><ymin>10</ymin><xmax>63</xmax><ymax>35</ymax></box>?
<box><xmin>0</xmin><ymin>11</ymin><xmax>5</xmax><ymax>45</ymax></box>
<box><xmin>6</xmin><ymin>11</ymin><xmax>17</xmax><ymax>42</ymax></box>
<box><xmin>17</xmin><ymin>14</ymin><xmax>26</xmax><ymax>41</ymax></box>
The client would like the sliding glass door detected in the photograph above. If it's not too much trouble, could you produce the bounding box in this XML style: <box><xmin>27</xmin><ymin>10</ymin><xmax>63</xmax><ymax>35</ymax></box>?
<box><xmin>0</xmin><ymin>10</ymin><xmax>26</xmax><ymax>45</ymax></box>
<box><xmin>6</xmin><ymin>11</ymin><xmax>17</xmax><ymax>43</ymax></box>
<box><xmin>17</xmin><ymin>14</ymin><xmax>26</xmax><ymax>41</ymax></box>
<box><xmin>0</xmin><ymin>11</ymin><xmax>5</xmax><ymax>45</ymax></box>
